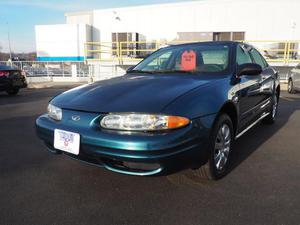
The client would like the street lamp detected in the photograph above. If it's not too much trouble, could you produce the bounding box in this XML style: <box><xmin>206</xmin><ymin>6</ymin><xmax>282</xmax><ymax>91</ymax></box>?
<box><xmin>113</xmin><ymin>11</ymin><xmax>121</xmax><ymax>59</ymax></box>
<box><xmin>7</xmin><ymin>22</ymin><xmax>12</xmax><ymax>61</ymax></box>
<box><xmin>113</xmin><ymin>11</ymin><xmax>121</xmax><ymax>43</ymax></box>
<box><xmin>291</xmin><ymin>21</ymin><xmax>297</xmax><ymax>59</ymax></box>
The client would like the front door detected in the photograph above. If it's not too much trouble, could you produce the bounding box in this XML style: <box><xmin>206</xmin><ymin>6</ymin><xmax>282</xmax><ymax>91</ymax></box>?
<box><xmin>235</xmin><ymin>45</ymin><xmax>264</xmax><ymax>129</ymax></box>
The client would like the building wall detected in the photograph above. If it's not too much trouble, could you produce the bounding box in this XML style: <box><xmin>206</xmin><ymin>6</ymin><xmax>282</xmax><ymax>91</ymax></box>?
<box><xmin>35</xmin><ymin>24</ymin><xmax>92</xmax><ymax>61</ymax></box>
<box><xmin>36</xmin><ymin>0</ymin><xmax>300</xmax><ymax>61</ymax></box>
<box><xmin>89</xmin><ymin>0</ymin><xmax>300</xmax><ymax>43</ymax></box>
<box><xmin>66</xmin><ymin>11</ymin><xmax>93</xmax><ymax>25</ymax></box>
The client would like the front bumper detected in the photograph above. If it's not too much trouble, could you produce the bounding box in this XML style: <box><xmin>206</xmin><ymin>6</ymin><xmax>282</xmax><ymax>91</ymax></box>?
<box><xmin>35</xmin><ymin>110</ymin><xmax>215</xmax><ymax>176</ymax></box>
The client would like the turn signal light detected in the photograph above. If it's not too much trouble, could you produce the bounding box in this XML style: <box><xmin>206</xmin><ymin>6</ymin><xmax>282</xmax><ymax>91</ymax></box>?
<box><xmin>167</xmin><ymin>116</ymin><xmax>190</xmax><ymax>129</ymax></box>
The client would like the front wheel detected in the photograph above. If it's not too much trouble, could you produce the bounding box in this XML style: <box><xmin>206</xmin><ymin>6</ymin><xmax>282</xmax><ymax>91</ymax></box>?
<box><xmin>6</xmin><ymin>88</ymin><xmax>19</xmax><ymax>96</ymax></box>
<box><xmin>288</xmin><ymin>79</ymin><xmax>296</xmax><ymax>94</ymax></box>
<box><xmin>191</xmin><ymin>114</ymin><xmax>234</xmax><ymax>180</ymax></box>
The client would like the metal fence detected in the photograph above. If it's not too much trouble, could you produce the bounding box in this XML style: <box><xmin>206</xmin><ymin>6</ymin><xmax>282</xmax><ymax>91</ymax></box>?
<box><xmin>85</xmin><ymin>40</ymin><xmax>300</xmax><ymax>65</ymax></box>
<box><xmin>0</xmin><ymin>61</ymin><xmax>89</xmax><ymax>77</ymax></box>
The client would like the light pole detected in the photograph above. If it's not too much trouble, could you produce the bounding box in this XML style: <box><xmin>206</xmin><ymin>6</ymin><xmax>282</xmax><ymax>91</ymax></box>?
<box><xmin>291</xmin><ymin>21</ymin><xmax>297</xmax><ymax>59</ymax></box>
<box><xmin>113</xmin><ymin>11</ymin><xmax>121</xmax><ymax>61</ymax></box>
<box><xmin>0</xmin><ymin>18</ymin><xmax>12</xmax><ymax>60</ymax></box>
<box><xmin>113</xmin><ymin>11</ymin><xmax>121</xmax><ymax>43</ymax></box>
<box><xmin>6</xmin><ymin>22</ymin><xmax>12</xmax><ymax>61</ymax></box>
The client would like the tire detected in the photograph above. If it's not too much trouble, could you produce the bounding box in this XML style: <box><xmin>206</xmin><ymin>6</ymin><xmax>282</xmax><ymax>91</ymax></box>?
<box><xmin>6</xmin><ymin>88</ymin><xmax>19</xmax><ymax>96</ymax></box>
<box><xmin>191</xmin><ymin>114</ymin><xmax>234</xmax><ymax>180</ymax></box>
<box><xmin>288</xmin><ymin>79</ymin><xmax>296</xmax><ymax>94</ymax></box>
<box><xmin>262</xmin><ymin>92</ymin><xmax>278</xmax><ymax>125</ymax></box>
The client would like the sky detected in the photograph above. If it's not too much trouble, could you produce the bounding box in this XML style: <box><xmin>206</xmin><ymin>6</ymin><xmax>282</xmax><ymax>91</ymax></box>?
<box><xmin>0</xmin><ymin>0</ymin><xmax>197</xmax><ymax>53</ymax></box>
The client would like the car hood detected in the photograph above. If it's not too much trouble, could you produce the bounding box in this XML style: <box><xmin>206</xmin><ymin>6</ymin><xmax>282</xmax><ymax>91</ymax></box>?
<box><xmin>51</xmin><ymin>74</ymin><xmax>213</xmax><ymax>113</ymax></box>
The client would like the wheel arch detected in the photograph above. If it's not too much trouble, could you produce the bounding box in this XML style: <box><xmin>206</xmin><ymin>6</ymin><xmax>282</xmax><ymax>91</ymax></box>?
<box><xmin>217</xmin><ymin>101</ymin><xmax>239</xmax><ymax>136</ymax></box>
<box><xmin>276</xmin><ymin>84</ymin><xmax>280</xmax><ymax>99</ymax></box>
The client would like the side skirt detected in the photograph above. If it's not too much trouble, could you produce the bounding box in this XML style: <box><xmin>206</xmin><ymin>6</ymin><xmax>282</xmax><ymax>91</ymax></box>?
<box><xmin>235</xmin><ymin>112</ymin><xmax>270</xmax><ymax>140</ymax></box>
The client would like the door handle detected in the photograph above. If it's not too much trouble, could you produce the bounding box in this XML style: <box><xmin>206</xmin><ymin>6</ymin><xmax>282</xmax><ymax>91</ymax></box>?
<box><xmin>261</xmin><ymin>75</ymin><xmax>268</xmax><ymax>81</ymax></box>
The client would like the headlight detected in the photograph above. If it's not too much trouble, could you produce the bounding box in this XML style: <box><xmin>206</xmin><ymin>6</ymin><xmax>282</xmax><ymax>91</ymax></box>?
<box><xmin>47</xmin><ymin>104</ymin><xmax>62</xmax><ymax>121</ymax></box>
<box><xmin>100</xmin><ymin>113</ymin><xmax>190</xmax><ymax>131</ymax></box>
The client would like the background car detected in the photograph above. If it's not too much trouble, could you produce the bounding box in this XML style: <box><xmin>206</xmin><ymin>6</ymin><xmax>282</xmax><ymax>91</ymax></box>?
<box><xmin>36</xmin><ymin>41</ymin><xmax>280</xmax><ymax>180</ymax></box>
<box><xmin>288</xmin><ymin>63</ymin><xmax>300</xmax><ymax>93</ymax></box>
<box><xmin>0</xmin><ymin>65</ymin><xmax>27</xmax><ymax>95</ymax></box>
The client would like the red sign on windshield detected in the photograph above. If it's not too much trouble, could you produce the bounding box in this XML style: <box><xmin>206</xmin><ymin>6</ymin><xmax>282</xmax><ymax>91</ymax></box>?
<box><xmin>181</xmin><ymin>50</ymin><xmax>196</xmax><ymax>71</ymax></box>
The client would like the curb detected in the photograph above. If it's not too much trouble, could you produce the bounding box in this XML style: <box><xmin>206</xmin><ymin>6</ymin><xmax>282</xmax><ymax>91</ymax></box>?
<box><xmin>27</xmin><ymin>82</ymin><xmax>87</xmax><ymax>89</ymax></box>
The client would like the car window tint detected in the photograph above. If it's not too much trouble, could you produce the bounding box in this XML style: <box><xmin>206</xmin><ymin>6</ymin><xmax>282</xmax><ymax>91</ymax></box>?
<box><xmin>134</xmin><ymin>44</ymin><xmax>230</xmax><ymax>74</ymax></box>
<box><xmin>250</xmin><ymin>49</ymin><xmax>267</xmax><ymax>68</ymax></box>
<box><xmin>142</xmin><ymin>51</ymin><xmax>172</xmax><ymax>71</ymax></box>
<box><xmin>236</xmin><ymin>46</ymin><xmax>252</xmax><ymax>65</ymax></box>
<box><xmin>173</xmin><ymin>47</ymin><xmax>229</xmax><ymax>72</ymax></box>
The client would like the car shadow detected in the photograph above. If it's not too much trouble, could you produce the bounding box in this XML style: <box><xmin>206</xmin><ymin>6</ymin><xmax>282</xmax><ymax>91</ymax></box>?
<box><xmin>228</xmin><ymin>92</ymin><xmax>300</xmax><ymax>174</ymax></box>
<box><xmin>0</xmin><ymin>88</ymin><xmax>67</xmax><ymax>106</ymax></box>
<box><xmin>168</xmin><ymin>92</ymin><xmax>300</xmax><ymax>186</ymax></box>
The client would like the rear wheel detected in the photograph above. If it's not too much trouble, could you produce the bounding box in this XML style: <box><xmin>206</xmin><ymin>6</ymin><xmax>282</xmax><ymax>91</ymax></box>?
<box><xmin>191</xmin><ymin>114</ymin><xmax>234</xmax><ymax>180</ymax></box>
<box><xmin>288</xmin><ymin>79</ymin><xmax>296</xmax><ymax>94</ymax></box>
<box><xmin>6</xmin><ymin>88</ymin><xmax>19</xmax><ymax>96</ymax></box>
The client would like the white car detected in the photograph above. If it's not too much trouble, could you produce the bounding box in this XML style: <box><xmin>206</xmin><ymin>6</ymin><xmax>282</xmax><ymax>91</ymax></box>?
<box><xmin>288</xmin><ymin>64</ymin><xmax>300</xmax><ymax>93</ymax></box>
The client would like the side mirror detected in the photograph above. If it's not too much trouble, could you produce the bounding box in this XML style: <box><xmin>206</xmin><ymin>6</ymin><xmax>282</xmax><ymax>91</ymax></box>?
<box><xmin>126</xmin><ymin>66</ymin><xmax>135</xmax><ymax>73</ymax></box>
<box><xmin>237</xmin><ymin>63</ymin><xmax>262</xmax><ymax>77</ymax></box>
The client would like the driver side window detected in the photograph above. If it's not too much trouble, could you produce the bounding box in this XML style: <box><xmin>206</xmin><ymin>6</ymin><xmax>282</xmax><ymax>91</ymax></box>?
<box><xmin>250</xmin><ymin>49</ymin><xmax>268</xmax><ymax>69</ymax></box>
<box><xmin>236</xmin><ymin>45</ymin><xmax>252</xmax><ymax>65</ymax></box>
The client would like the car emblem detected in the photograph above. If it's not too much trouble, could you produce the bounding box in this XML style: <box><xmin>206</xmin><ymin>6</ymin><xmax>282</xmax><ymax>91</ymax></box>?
<box><xmin>72</xmin><ymin>115</ymin><xmax>81</xmax><ymax>121</ymax></box>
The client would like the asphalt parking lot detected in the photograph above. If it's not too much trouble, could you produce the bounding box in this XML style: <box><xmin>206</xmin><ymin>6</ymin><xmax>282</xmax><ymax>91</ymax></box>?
<box><xmin>0</xmin><ymin>87</ymin><xmax>300</xmax><ymax>225</ymax></box>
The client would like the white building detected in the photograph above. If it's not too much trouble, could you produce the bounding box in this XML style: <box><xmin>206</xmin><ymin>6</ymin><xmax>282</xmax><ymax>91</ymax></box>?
<box><xmin>35</xmin><ymin>0</ymin><xmax>300</xmax><ymax>62</ymax></box>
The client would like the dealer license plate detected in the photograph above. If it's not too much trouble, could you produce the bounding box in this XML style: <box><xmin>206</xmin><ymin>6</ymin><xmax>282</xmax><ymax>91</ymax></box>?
<box><xmin>54</xmin><ymin>129</ymin><xmax>80</xmax><ymax>155</ymax></box>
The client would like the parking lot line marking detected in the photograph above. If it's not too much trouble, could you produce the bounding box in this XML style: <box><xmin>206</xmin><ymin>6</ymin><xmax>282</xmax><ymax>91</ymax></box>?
<box><xmin>280</xmin><ymin>96</ymin><xmax>294</xmax><ymax>102</ymax></box>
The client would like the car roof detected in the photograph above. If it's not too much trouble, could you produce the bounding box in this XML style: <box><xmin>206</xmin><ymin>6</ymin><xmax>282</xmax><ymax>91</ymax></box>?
<box><xmin>0</xmin><ymin>65</ymin><xmax>18</xmax><ymax>70</ymax></box>
<box><xmin>169</xmin><ymin>41</ymin><xmax>240</xmax><ymax>48</ymax></box>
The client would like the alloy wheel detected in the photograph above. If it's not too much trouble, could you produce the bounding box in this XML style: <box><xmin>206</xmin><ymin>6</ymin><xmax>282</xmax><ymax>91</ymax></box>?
<box><xmin>288</xmin><ymin>80</ymin><xmax>292</xmax><ymax>92</ymax></box>
<box><xmin>214</xmin><ymin>124</ymin><xmax>231</xmax><ymax>171</ymax></box>
<box><xmin>272</xmin><ymin>95</ymin><xmax>278</xmax><ymax>119</ymax></box>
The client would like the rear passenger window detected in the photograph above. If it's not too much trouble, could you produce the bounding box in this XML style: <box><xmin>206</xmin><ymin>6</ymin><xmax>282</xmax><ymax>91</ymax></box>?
<box><xmin>236</xmin><ymin>46</ymin><xmax>252</xmax><ymax>65</ymax></box>
<box><xmin>250</xmin><ymin>49</ymin><xmax>267</xmax><ymax>68</ymax></box>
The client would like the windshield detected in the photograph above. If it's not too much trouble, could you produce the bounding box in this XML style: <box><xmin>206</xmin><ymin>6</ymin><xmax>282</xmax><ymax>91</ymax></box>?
<box><xmin>132</xmin><ymin>44</ymin><xmax>230</xmax><ymax>74</ymax></box>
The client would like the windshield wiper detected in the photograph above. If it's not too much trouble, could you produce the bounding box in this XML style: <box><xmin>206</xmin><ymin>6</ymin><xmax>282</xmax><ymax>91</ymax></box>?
<box><xmin>127</xmin><ymin>70</ymin><xmax>154</xmax><ymax>74</ymax></box>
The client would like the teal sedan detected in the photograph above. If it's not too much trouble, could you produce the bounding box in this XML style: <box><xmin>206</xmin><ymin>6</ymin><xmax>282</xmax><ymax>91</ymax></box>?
<box><xmin>36</xmin><ymin>41</ymin><xmax>280</xmax><ymax>180</ymax></box>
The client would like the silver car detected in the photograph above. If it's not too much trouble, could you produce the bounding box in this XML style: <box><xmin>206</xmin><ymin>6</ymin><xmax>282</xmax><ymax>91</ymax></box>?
<box><xmin>288</xmin><ymin>64</ymin><xmax>300</xmax><ymax>93</ymax></box>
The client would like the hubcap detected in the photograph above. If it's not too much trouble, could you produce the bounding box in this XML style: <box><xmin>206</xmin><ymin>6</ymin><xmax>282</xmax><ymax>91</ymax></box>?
<box><xmin>272</xmin><ymin>95</ymin><xmax>278</xmax><ymax>119</ymax></box>
<box><xmin>214</xmin><ymin>124</ymin><xmax>231</xmax><ymax>171</ymax></box>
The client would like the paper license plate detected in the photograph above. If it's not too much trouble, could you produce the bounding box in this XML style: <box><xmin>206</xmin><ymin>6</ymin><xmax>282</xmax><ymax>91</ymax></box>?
<box><xmin>54</xmin><ymin>129</ymin><xmax>80</xmax><ymax>155</ymax></box>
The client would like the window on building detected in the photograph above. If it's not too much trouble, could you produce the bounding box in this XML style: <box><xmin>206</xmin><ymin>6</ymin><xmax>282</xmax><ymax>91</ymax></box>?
<box><xmin>213</xmin><ymin>32</ymin><xmax>245</xmax><ymax>41</ymax></box>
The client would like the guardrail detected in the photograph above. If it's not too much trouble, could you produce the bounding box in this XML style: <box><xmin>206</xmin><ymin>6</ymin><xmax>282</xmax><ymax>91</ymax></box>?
<box><xmin>85</xmin><ymin>40</ymin><xmax>300</xmax><ymax>65</ymax></box>
<box><xmin>85</xmin><ymin>40</ymin><xmax>203</xmax><ymax>62</ymax></box>
<box><xmin>0</xmin><ymin>61</ymin><xmax>89</xmax><ymax>77</ymax></box>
